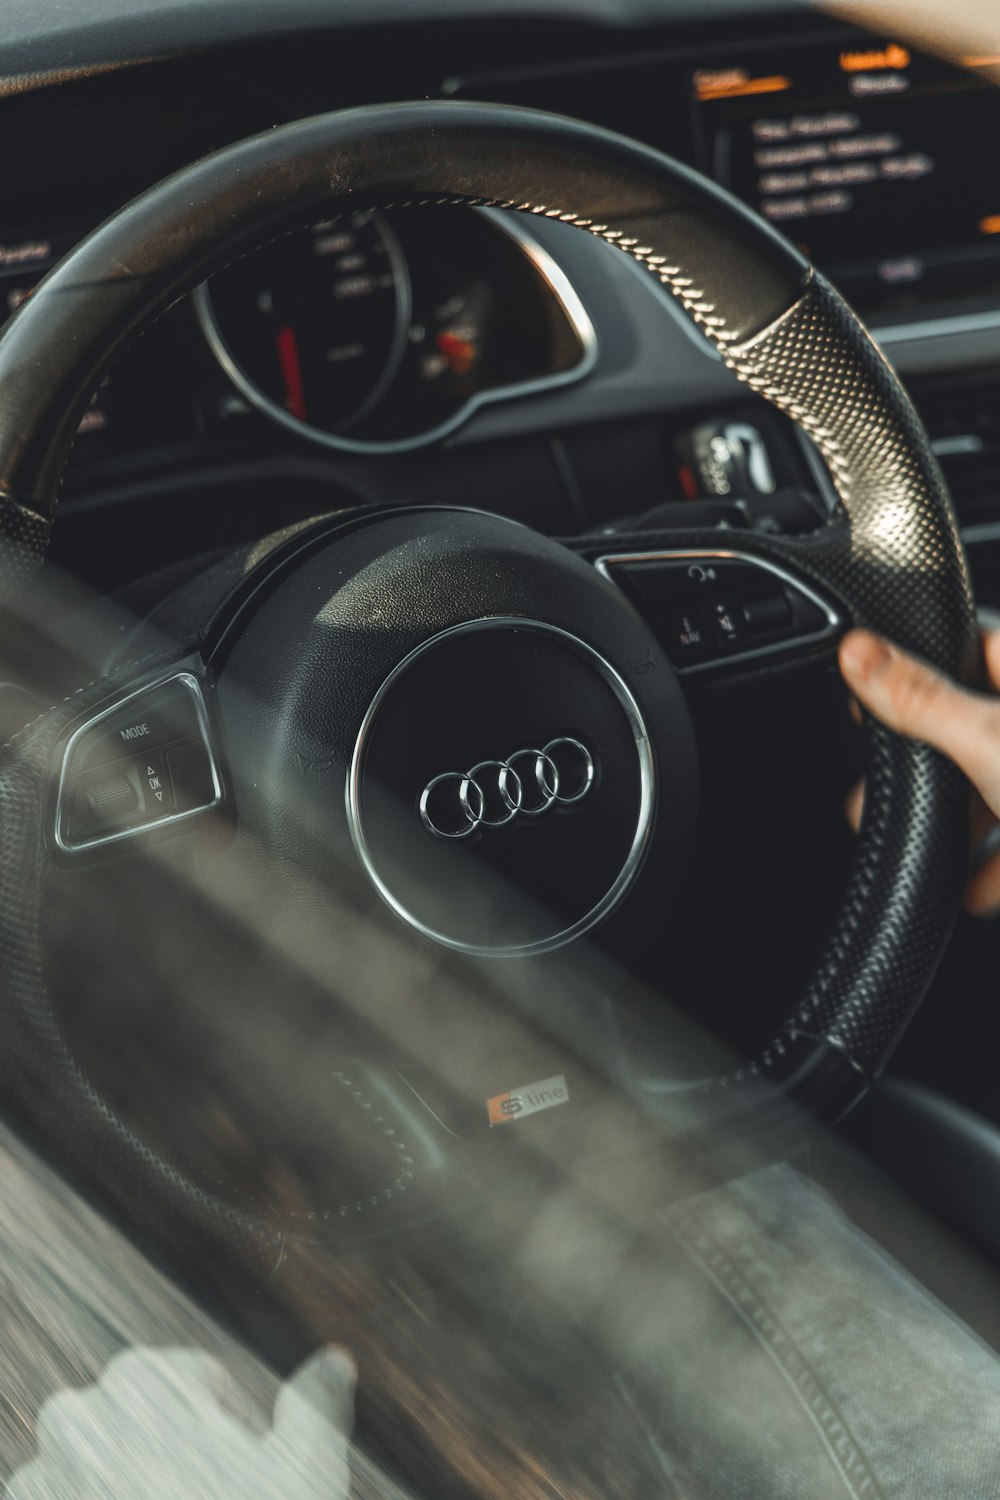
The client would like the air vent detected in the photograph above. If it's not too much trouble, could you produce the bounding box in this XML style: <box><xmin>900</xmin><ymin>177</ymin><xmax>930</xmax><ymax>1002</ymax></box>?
<box><xmin>909</xmin><ymin>374</ymin><xmax>1000</xmax><ymax>526</ymax></box>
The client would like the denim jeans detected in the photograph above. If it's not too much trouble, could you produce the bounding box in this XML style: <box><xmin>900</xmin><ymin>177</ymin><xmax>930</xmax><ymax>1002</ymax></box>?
<box><xmin>603</xmin><ymin>1165</ymin><xmax>1000</xmax><ymax>1498</ymax></box>
<box><xmin>4</xmin><ymin>1122</ymin><xmax>1000</xmax><ymax>1498</ymax></box>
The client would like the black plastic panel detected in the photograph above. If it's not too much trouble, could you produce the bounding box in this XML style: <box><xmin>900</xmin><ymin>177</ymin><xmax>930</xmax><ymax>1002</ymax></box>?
<box><xmin>597</xmin><ymin>548</ymin><xmax>840</xmax><ymax>675</ymax></box>
<box><xmin>55</xmin><ymin>672</ymin><xmax>221</xmax><ymax>852</ymax></box>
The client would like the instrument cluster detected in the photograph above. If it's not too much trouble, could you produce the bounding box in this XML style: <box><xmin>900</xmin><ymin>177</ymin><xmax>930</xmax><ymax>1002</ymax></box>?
<box><xmin>0</xmin><ymin>206</ymin><xmax>595</xmax><ymax>476</ymax></box>
<box><xmin>196</xmin><ymin>205</ymin><xmax>595</xmax><ymax>454</ymax></box>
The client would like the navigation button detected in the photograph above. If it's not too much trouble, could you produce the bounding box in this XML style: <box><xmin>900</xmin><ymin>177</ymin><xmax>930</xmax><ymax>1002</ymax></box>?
<box><xmin>662</xmin><ymin>606</ymin><xmax>713</xmax><ymax>663</ymax></box>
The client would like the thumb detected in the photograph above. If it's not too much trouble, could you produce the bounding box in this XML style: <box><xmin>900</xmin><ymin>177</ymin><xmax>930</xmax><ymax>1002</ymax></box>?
<box><xmin>839</xmin><ymin>630</ymin><xmax>1000</xmax><ymax>817</ymax></box>
<box><xmin>267</xmin><ymin>1346</ymin><xmax>356</xmax><ymax>1493</ymax></box>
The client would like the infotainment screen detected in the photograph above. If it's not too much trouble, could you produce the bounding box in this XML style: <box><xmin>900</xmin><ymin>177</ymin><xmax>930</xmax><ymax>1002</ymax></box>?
<box><xmin>690</xmin><ymin>36</ymin><xmax>1000</xmax><ymax>315</ymax></box>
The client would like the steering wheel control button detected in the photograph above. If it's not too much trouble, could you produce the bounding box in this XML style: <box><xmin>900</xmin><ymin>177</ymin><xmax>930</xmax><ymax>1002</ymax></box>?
<box><xmin>701</xmin><ymin>596</ymin><xmax>746</xmax><ymax>648</ymax></box>
<box><xmin>73</xmin><ymin>686</ymin><xmax>202</xmax><ymax>773</ymax></box>
<box><xmin>660</xmin><ymin>607</ymin><xmax>712</xmax><ymax>664</ymax></box>
<box><xmin>349</xmin><ymin>618</ymin><xmax>654</xmax><ymax>957</ymax></box>
<box><xmin>67</xmin><ymin>752</ymin><xmax>176</xmax><ymax>845</ymax></box>
<box><xmin>82</xmin><ymin>771</ymin><xmax>140</xmax><ymax>823</ymax></box>
<box><xmin>742</xmin><ymin>593</ymin><xmax>794</xmax><ymax>633</ymax></box>
<box><xmin>166</xmin><ymin>739</ymin><xmax>222</xmax><ymax>815</ymax></box>
<box><xmin>138</xmin><ymin>754</ymin><xmax>172</xmax><ymax>811</ymax></box>
<box><xmin>595</xmin><ymin>550</ymin><xmax>840</xmax><ymax>676</ymax></box>
<box><xmin>55</xmin><ymin>672</ymin><xmax>222</xmax><ymax>854</ymax></box>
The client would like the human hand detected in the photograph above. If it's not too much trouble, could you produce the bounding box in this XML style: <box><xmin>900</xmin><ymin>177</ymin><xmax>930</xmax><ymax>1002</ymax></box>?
<box><xmin>839</xmin><ymin>625</ymin><xmax>1000</xmax><ymax>916</ymax></box>
<box><xmin>5</xmin><ymin>1346</ymin><xmax>356</xmax><ymax>1500</ymax></box>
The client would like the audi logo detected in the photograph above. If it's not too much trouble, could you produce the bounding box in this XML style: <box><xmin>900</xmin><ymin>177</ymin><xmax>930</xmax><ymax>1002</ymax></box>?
<box><xmin>419</xmin><ymin>737</ymin><xmax>597</xmax><ymax>841</ymax></box>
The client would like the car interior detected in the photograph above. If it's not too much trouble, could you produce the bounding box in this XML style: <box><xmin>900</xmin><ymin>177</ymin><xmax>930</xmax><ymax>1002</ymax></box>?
<box><xmin>2</xmin><ymin>0</ymin><xmax>1000</xmax><ymax>1492</ymax></box>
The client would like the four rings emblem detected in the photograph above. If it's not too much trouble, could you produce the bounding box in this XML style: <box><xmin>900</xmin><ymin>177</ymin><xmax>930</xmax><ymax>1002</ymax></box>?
<box><xmin>419</xmin><ymin>737</ymin><xmax>597</xmax><ymax>841</ymax></box>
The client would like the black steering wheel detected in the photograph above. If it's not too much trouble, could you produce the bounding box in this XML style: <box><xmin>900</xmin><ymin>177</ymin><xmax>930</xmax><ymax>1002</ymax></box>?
<box><xmin>0</xmin><ymin>101</ymin><xmax>977</xmax><ymax>1287</ymax></box>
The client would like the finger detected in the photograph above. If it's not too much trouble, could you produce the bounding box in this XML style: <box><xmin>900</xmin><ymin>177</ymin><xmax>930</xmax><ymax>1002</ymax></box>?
<box><xmin>971</xmin><ymin>789</ymin><xmax>997</xmax><ymax>848</ymax></box>
<box><xmin>268</xmin><ymin>1347</ymin><xmax>356</xmax><ymax>1488</ymax></box>
<box><xmin>966</xmin><ymin>842</ymin><xmax>1000</xmax><ymax>916</ymax></box>
<box><xmin>981</xmin><ymin>623</ymin><xmax>1000</xmax><ymax>694</ymax></box>
<box><xmin>845</xmin><ymin>778</ymin><xmax>864</xmax><ymax>832</ymax></box>
<box><xmin>839</xmin><ymin>631</ymin><xmax>1000</xmax><ymax>816</ymax></box>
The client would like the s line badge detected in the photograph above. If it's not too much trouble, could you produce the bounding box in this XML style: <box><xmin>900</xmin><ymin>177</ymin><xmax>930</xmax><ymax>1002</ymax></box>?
<box><xmin>486</xmin><ymin>1073</ymin><xmax>570</xmax><ymax>1126</ymax></box>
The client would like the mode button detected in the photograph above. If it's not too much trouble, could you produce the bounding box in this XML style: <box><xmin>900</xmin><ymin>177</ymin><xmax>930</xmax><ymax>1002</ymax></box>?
<box><xmin>75</xmin><ymin>683</ymin><xmax>202</xmax><ymax>772</ymax></box>
<box><xmin>117</xmin><ymin>719</ymin><xmax>155</xmax><ymax>746</ymax></box>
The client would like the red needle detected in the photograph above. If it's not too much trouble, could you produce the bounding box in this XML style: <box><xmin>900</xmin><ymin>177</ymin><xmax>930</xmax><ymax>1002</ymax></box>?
<box><xmin>436</xmin><ymin>330</ymin><xmax>476</xmax><ymax>375</ymax></box>
<box><xmin>276</xmin><ymin>324</ymin><xmax>307</xmax><ymax>421</ymax></box>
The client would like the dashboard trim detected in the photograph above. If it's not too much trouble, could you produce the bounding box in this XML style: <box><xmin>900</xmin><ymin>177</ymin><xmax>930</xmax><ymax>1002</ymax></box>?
<box><xmin>873</xmin><ymin>308</ymin><xmax>1000</xmax><ymax>348</ymax></box>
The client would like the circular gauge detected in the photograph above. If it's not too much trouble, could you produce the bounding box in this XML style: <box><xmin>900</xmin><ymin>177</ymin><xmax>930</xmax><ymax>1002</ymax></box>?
<box><xmin>195</xmin><ymin>211</ymin><xmax>411</xmax><ymax>445</ymax></box>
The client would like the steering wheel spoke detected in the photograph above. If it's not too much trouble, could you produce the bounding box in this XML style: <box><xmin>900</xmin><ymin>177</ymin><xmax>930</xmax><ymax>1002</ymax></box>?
<box><xmin>51</xmin><ymin>659</ymin><xmax>223</xmax><ymax>856</ymax></box>
<box><xmin>590</xmin><ymin>535</ymin><xmax>846</xmax><ymax>686</ymax></box>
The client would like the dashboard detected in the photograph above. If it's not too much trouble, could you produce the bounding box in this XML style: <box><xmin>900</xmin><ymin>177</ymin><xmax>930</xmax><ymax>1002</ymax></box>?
<box><xmin>690</xmin><ymin>38</ymin><xmax>1000</xmax><ymax>318</ymax></box>
<box><xmin>0</xmin><ymin>0</ymin><xmax>993</xmax><ymax>617</ymax></box>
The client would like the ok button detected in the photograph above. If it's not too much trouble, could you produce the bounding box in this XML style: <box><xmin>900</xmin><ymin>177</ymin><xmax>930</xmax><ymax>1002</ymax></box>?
<box><xmin>139</xmin><ymin>754</ymin><xmax>173</xmax><ymax>812</ymax></box>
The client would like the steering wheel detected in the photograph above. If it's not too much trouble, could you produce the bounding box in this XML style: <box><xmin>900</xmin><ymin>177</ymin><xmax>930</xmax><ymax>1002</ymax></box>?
<box><xmin>0</xmin><ymin>101</ymin><xmax>976</xmax><ymax>1287</ymax></box>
